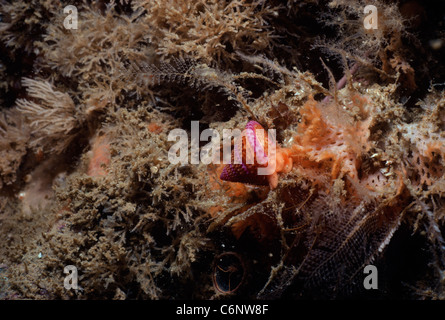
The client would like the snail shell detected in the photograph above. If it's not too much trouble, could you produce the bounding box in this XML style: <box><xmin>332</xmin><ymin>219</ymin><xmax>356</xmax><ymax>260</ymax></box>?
<box><xmin>220</xmin><ymin>121</ymin><xmax>276</xmax><ymax>186</ymax></box>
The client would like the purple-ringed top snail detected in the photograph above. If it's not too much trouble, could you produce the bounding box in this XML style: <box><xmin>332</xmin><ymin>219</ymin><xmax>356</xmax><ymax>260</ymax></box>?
<box><xmin>220</xmin><ymin>121</ymin><xmax>293</xmax><ymax>189</ymax></box>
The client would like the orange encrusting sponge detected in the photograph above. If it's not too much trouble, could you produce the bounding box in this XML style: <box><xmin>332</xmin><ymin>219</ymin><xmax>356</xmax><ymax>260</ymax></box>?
<box><xmin>289</xmin><ymin>95</ymin><xmax>372</xmax><ymax>183</ymax></box>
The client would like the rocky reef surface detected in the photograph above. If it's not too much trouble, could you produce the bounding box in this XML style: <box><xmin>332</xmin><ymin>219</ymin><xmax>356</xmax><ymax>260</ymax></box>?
<box><xmin>0</xmin><ymin>0</ymin><xmax>444</xmax><ymax>299</ymax></box>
